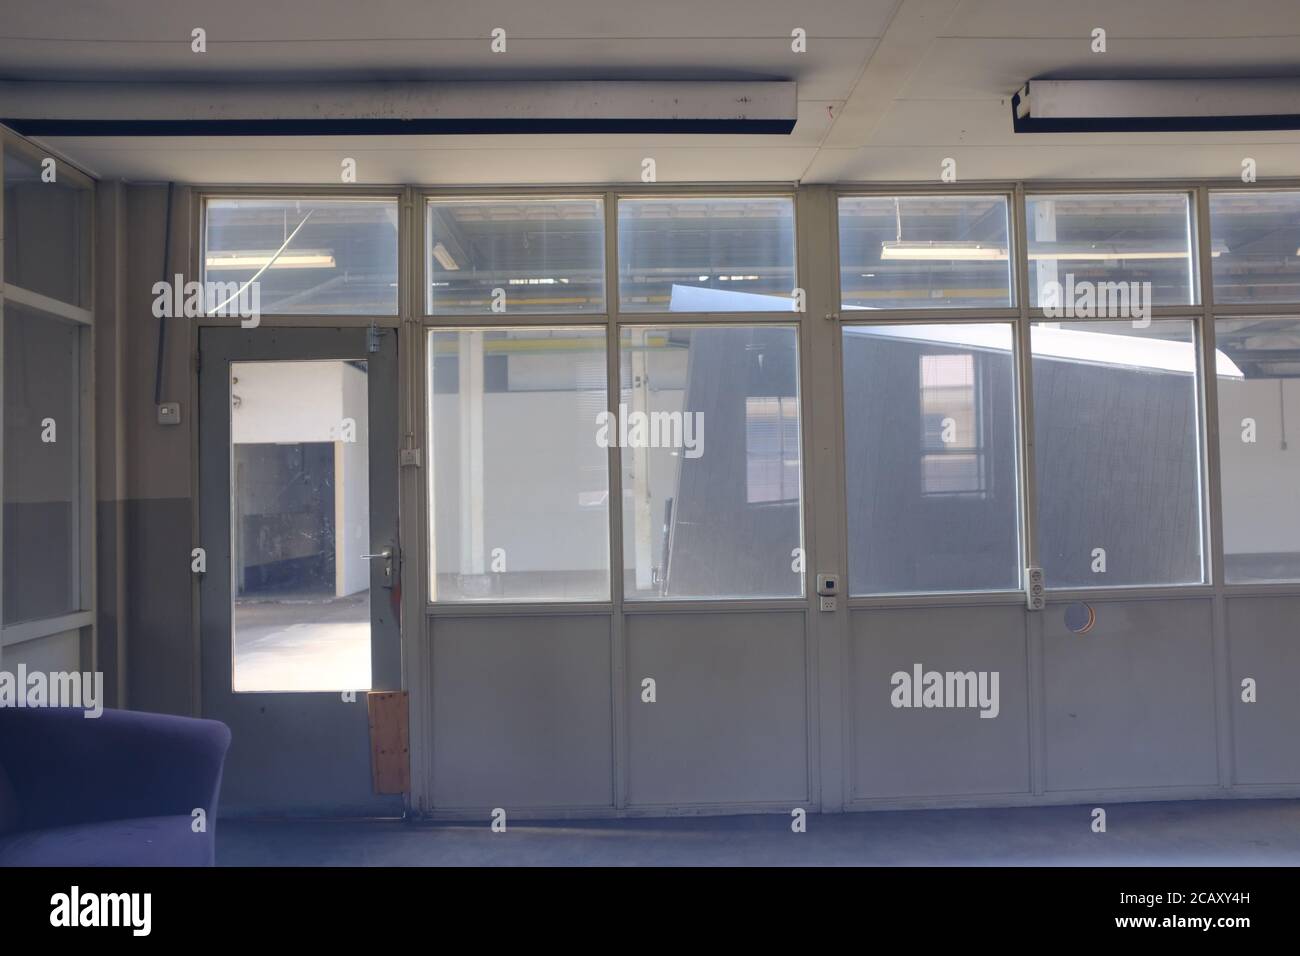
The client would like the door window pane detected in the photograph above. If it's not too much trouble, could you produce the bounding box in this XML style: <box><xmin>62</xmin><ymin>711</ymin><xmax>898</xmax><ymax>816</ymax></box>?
<box><xmin>1215</xmin><ymin>317</ymin><xmax>1300</xmax><ymax>582</ymax></box>
<box><xmin>204</xmin><ymin>198</ymin><xmax>398</xmax><ymax>315</ymax></box>
<box><xmin>4</xmin><ymin>148</ymin><xmax>91</xmax><ymax>306</ymax></box>
<box><xmin>618</xmin><ymin>197</ymin><xmax>796</xmax><ymax>313</ymax></box>
<box><xmin>838</xmin><ymin>195</ymin><xmax>1012</xmax><ymax>310</ymax></box>
<box><xmin>1209</xmin><ymin>191</ymin><xmax>1300</xmax><ymax>304</ymax></box>
<box><xmin>1031</xmin><ymin>320</ymin><xmax>1205</xmax><ymax>588</ymax></box>
<box><xmin>426</xmin><ymin>198</ymin><xmax>605</xmax><ymax>314</ymax></box>
<box><xmin>621</xmin><ymin>325</ymin><xmax>804</xmax><ymax>599</ymax></box>
<box><xmin>3</xmin><ymin>305</ymin><xmax>81</xmax><ymax>623</ymax></box>
<box><xmin>230</xmin><ymin>360</ymin><xmax>371</xmax><ymax>692</ymax></box>
<box><xmin>427</xmin><ymin>328</ymin><xmax>610</xmax><ymax>602</ymax></box>
<box><xmin>1026</xmin><ymin>193</ymin><xmax>1196</xmax><ymax>309</ymax></box>
<box><xmin>843</xmin><ymin>323</ymin><xmax>1021</xmax><ymax>595</ymax></box>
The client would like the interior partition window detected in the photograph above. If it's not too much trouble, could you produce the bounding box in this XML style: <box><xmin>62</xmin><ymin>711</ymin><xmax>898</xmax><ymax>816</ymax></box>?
<box><xmin>1</xmin><ymin>143</ymin><xmax>93</xmax><ymax>656</ymax></box>
<box><xmin>1025</xmin><ymin>192</ymin><xmax>1197</xmax><ymax>309</ymax></box>
<box><xmin>229</xmin><ymin>359</ymin><xmax>372</xmax><ymax>692</ymax></box>
<box><xmin>204</xmin><ymin>197</ymin><xmax>399</xmax><ymax>315</ymax></box>
<box><xmin>842</xmin><ymin>323</ymin><xmax>1021</xmax><ymax>595</ymax></box>
<box><xmin>1214</xmin><ymin>317</ymin><xmax>1300</xmax><ymax>583</ymax></box>
<box><xmin>2</xmin><ymin>304</ymin><xmax>82</xmax><ymax>624</ymax></box>
<box><xmin>1031</xmin><ymin>319</ymin><xmax>1206</xmax><ymax>588</ymax></box>
<box><xmin>1208</xmin><ymin>190</ymin><xmax>1300</xmax><ymax>305</ymax></box>
<box><xmin>3</xmin><ymin>148</ymin><xmax>91</xmax><ymax>307</ymax></box>
<box><xmin>426</xmin><ymin>327</ymin><xmax>610</xmax><ymax>602</ymax></box>
<box><xmin>617</xmin><ymin>196</ymin><xmax>797</xmax><ymax>313</ymax></box>
<box><xmin>426</xmin><ymin>197</ymin><xmax>605</xmax><ymax>315</ymax></box>
<box><xmin>619</xmin><ymin>324</ymin><xmax>804</xmax><ymax>600</ymax></box>
<box><xmin>838</xmin><ymin>195</ymin><xmax>1013</xmax><ymax>310</ymax></box>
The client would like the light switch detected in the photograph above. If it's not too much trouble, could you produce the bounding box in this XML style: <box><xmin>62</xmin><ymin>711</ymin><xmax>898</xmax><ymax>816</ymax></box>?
<box><xmin>157</xmin><ymin>402</ymin><xmax>181</xmax><ymax>426</ymax></box>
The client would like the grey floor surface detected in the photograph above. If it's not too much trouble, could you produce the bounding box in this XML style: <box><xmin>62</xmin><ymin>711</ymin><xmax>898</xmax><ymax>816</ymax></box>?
<box><xmin>217</xmin><ymin>798</ymin><xmax>1300</xmax><ymax>866</ymax></box>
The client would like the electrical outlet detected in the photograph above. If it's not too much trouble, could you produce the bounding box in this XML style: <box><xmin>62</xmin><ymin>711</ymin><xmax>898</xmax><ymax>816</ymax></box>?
<box><xmin>1025</xmin><ymin>566</ymin><xmax>1045</xmax><ymax>610</ymax></box>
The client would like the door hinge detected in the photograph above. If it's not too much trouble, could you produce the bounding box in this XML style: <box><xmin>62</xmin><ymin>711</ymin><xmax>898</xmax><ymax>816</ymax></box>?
<box><xmin>367</xmin><ymin>322</ymin><xmax>381</xmax><ymax>353</ymax></box>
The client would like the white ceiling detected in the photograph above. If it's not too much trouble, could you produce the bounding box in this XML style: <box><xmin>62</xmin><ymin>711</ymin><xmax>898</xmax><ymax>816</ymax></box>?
<box><xmin>3</xmin><ymin>0</ymin><xmax>1300</xmax><ymax>184</ymax></box>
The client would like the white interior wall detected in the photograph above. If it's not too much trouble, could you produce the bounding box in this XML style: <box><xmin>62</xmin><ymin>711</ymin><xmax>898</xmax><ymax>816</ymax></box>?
<box><xmin>335</xmin><ymin>364</ymin><xmax>370</xmax><ymax>596</ymax></box>
<box><xmin>231</xmin><ymin>360</ymin><xmax>369</xmax><ymax>596</ymax></box>
<box><xmin>1217</xmin><ymin>376</ymin><xmax>1300</xmax><ymax>554</ymax></box>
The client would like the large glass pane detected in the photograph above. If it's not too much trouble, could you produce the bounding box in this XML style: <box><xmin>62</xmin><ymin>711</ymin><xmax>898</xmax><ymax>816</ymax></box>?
<box><xmin>1209</xmin><ymin>191</ymin><xmax>1300</xmax><ymax>304</ymax></box>
<box><xmin>838</xmin><ymin>195</ymin><xmax>1012</xmax><ymax>310</ymax></box>
<box><xmin>621</xmin><ymin>325</ymin><xmax>803</xmax><ymax>599</ymax></box>
<box><xmin>426</xmin><ymin>198</ymin><xmax>605</xmax><ymax>314</ymax></box>
<box><xmin>618</xmin><ymin>197</ymin><xmax>796</xmax><ymax>313</ymax></box>
<box><xmin>3</xmin><ymin>304</ymin><xmax>81</xmax><ymax>624</ymax></box>
<box><xmin>843</xmin><ymin>323</ymin><xmax>1021</xmax><ymax>595</ymax></box>
<box><xmin>1031</xmin><ymin>319</ymin><xmax>1205</xmax><ymax>588</ymax></box>
<box><xmin>1215</xmin><ymin>317</ymin><xmax>1300</xmax><ymax>582</ymax></box>
<box><xmin>3</xmin><ymin>148</ymin><xmax>91</xmax><ymax>306</ymax></box>
<box><xmin>204</xmin><ymin>198</ymin><xmax>398</xmax><ymax>315</ymax></box>
<box><xmin>427</xmin><ymin>328</ymin><xmax>610</xmax><ymax>602</ymax></box>
<box><xmin>230</xmin><ymin>360</ymin><xmax>371</xmax><ymax>692</ymax></box>
<box><xmin>1026</xmin><ymin>193</ymin><xmax>1196</xmax><ymax>309</ymax></box>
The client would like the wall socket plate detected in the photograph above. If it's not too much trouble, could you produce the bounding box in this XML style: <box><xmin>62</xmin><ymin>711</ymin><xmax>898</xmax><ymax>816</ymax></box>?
<box><xmin>1025</xmin><ymin>566</ymin><xmax>1045</xmax><ymax>610</ymax></box>
<box><xmin>157</xmin><ymin>402</ymin><xmax>181</xmax><ymax>426</ymax></box>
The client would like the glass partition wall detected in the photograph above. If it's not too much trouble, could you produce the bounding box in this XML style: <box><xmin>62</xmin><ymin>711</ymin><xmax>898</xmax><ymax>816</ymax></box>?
<box><xmin>182</xmin><ymin>183</ymin><xmax>1300</xmax><ymax>610</ymax></box>
<box><xmin>190</xmin><ymin>178</ymin><xmax>1300</xmax><ymax>814</ymax></box>
<box><xmin>419</xmin><ymin>192</ymin><xmax>806</xmax><ymax>609</ymax></box>
<box><xmin>0</xmin><ymin>133</ymin><xmax>95</xmax><ymax>672</ymax></box>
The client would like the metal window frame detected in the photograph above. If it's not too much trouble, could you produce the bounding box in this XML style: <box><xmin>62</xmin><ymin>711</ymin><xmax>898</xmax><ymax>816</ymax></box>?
<box><xmin>174</xmin><ymin>175</ymin><xmax>1300</xmax><ymax>608</ymax></box>
<box><xmin>0</xmin><ymin>127</ymin><xmax>96</xmax><ymax>664</ymax></box>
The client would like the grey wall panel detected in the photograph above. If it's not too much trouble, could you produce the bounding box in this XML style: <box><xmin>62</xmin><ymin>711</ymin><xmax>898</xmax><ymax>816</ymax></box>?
<box><xmin>121</xmin><ymin>184</ymin><xmax>196</xmax><ymax>716</ymax></box>
<box><xmin>1042</xmin><ymin>598</ymin><xmax>1218</xmax><ymax>792</ymax></box>
<box><xmin>125</xmin><ymin>497</ymin><xmax>193</xmax><ymax>716</ymax></box>
<box><xmin>1227</xmin><ymin>595</ymin><xmax>1300</xmax><ymax>785</ymax></box>
<box><xmin>625</xmin><ymin>611</ymin><xmax>808</xmax><ymax>806</ymax></box>
<box><xmin>850</xmin><ymin>605</ymin><xmax>1031</xmax><ymax>799</ymax></box>
<box><xmin>431</xmin><ymin>614</ymin><xmax>613</xmax><ymax>809</ymax></box>
<box><xmin>3</xmin><ymin>628</ymin><xmax>80</xmax><ymax>672</ymax></box>
<box><xmin>218</xmin><ymin>697</ymin><xmax>401</xmax><ymax>817</ymax></box>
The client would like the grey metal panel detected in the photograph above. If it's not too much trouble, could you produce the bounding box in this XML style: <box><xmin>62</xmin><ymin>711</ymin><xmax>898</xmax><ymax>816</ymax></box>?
<box><xmin>1042</xmin><ymin>598</ymin><xmax>1218</xmax><ymax>792</ymax></box>
<box><xmin>850</xmin><ymin>605</ymin><xmax>1030</xmax><ymax>799</ymax></box>
<box><xmin>625</xmin><ymin>611</ymin><xmax>808</xmax><ymax>806</ymax></box>
<box><xmin>2</xmin><ymin>628</ymin><xmax>80</xmax><ymax>671</ymax></box>
<box><xmin>1227</xmin><ymin>595</ymin><xmax>1300</xmax><ymax>785</ymax></box>
<box><xmin>430</xmin><ymin>614</ymin><xmax>614</xmax><ymax>809</ymax></box>
<box><xmin>198</xmin><ymin>326</ymin><xmax>402</xmax><ymax>816</ymax></box>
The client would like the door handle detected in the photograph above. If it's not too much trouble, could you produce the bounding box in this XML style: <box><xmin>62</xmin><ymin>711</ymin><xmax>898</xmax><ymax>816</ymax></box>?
<box><xmin>362</xmin><ymin>548</ymin><xmax>396</xmax><ymax>588</ymax></box>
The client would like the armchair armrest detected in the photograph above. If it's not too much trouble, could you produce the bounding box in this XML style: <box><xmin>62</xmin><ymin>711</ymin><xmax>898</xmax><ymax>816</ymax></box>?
<box><xmin>0</xmin><ymin>707</ymin><xmax>230</xmax><ymax>831</ymax></box>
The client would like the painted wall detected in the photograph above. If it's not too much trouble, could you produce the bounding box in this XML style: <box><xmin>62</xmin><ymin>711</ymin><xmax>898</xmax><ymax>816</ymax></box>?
<box><xmin>121</xmin><ymin>184</ymin><xmax>196</xmax><ymax>717</ymax></box>
<box><xmin>1217</xmin><ymin>376</ymin><xmax>1300</xmax><ymax>556</ymax></box>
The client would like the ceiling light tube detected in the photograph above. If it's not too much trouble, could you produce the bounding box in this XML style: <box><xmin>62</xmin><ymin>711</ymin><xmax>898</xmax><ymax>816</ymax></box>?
<box><xmin>1013</xmin><ymin>78</ymin><xmax>1300</xmax><ymax>133</ymax></box>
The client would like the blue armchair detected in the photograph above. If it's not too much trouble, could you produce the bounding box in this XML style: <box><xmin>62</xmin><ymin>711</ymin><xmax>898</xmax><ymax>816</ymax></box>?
<box><xmin>0</xmin><ymin>707</ymin><xmax>231</xmax><ymax>867</ymax></box>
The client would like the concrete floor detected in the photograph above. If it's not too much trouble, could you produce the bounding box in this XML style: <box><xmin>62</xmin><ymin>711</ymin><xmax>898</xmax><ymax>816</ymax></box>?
<box><xmin>217</xmin><ymin>798</ymin><xmax>1300</xmax><ymax>866</ymax></box>
<box><xmin>232</xmin><ymin>591</ymin><xmax>370</xmax><ymax>692</ymax></box>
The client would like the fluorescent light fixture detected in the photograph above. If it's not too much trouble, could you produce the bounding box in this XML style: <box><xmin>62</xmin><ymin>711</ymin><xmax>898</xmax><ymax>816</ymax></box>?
<box><xmin>881</xmin><ymin>240</ymin><xmax>1008</xmax><ymax>261</ymax></box>
<box><xmin>880</xmin><ymin>240</ymin><xmax>1226</xmax><ymax>262</ymax></box>
<box><xmin>206</xmin><ymin>251</ymin><xmax>335</xmax><ymax>270</ymax></box>
<box><xmin>0</xmin><ymin>80</ymin><xmax>797</xmax><ymax>136</ymax></box>
<box><xmin>1028</xmin><ymin>240</ymin><xmax>1227</xmax><ymax>261</ymax></box>
<box><xmin>431</xmin><ymin>242</ymin><xmax>460</xmax><ymax>271</ymax></box>
<box><xmin>1013</xmin><ymin>79</ymin><xmax>1300</xmax><ymax>133</ymax></box>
